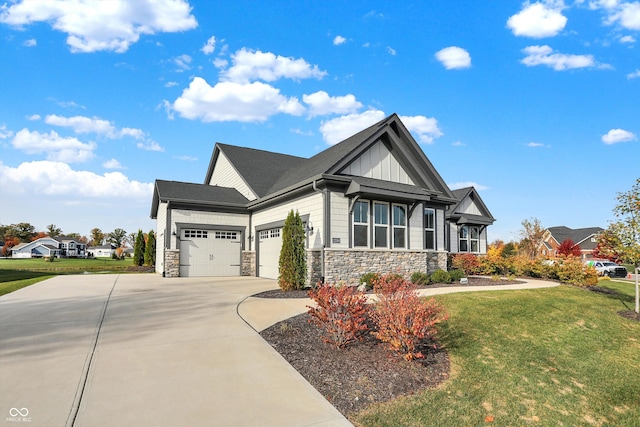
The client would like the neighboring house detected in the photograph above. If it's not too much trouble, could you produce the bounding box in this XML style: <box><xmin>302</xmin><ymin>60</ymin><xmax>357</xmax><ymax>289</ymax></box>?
<box><xmin>540</xmin><ymin>226</ymin><xmax>604</xmax><ymax>260</ymax></box>
<box><xmin>11</xmin><ymin>236</ymin><xmax>86</xmax><ymax>258</ymax></box>
<box><xmin>88</xmin><ymin>243</ymin><xmax>117</xmax><ymax>258</ymax></box>
<box><xmin>150</xmin><ymin>113</ymin><xmax>496</xmax><ymax>282</ymax></box>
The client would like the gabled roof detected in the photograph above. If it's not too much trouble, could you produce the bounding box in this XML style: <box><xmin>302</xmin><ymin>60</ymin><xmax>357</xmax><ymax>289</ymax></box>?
<box><xmin>447</xmin><ymin>187</ymin><xmax>496</xmax><ymax>225</ymax></box>
<box><xmin>205</xmin><ymin>143</ymin><xmax>304</xmax><ymax>198</ymax></box>
<box><xmin>150</xmin><ymin>180</ymin><xmax>249</xmax><ymax>218</ymax></box>
<box><xmin>546</xmin><ymin>226</ymin><xmax>603</xmax><ymax>246</ymax></box>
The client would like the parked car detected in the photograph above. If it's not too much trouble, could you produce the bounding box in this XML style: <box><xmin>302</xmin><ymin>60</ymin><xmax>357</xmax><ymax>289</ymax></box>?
<box><xmin>585</xmin><ymin>260</ymin><xmax>628</xmax><ymax>278</ymax></box>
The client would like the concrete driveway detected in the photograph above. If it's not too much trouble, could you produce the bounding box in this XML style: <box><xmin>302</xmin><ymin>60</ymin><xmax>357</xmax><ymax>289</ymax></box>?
<box><xmin>0</xmin><ymin>274</ymin><xmax>352</xmax><ymax>427</ymax></box>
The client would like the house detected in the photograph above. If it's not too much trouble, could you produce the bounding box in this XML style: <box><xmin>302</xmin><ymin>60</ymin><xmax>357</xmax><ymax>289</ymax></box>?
<box><xmin>539</xmin><ymin>226</ymin><xmax>604</xmax><ymax>259</ymax></box>
<box><xmin>87</xmin><ymin>243</ymin><xmax>117</xmax><ymax>258</ymax></box>
<box><xmin>11</xmin><ymin>236</ymin><xmax>86</xmax><ymax>258</ymax></box>
<box><xmin>150</xmin><ymin>113</ymin><xmax>496</xmax><ymax>282</ymax></box>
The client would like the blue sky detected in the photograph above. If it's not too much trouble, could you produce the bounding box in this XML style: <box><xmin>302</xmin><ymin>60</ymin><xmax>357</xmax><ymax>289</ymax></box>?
<box><xmin>1</xmin><ymin>0</ymin><xmax>638</xmax><ymax>243</ymax></box>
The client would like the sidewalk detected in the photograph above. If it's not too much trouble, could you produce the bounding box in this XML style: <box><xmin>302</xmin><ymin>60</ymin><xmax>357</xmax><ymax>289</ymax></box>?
<box><xmin>238</xmin><ymin>279</ymin><xmax>560</xmax><ymax>332</ymax></box>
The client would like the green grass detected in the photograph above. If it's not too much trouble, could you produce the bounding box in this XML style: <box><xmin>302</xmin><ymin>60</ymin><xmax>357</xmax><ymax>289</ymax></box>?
<box><xmin>0</xmin><ymin>257</ymin><xmax>136</xmax><ymax>297</ymax></box>
<box><xmin>354</xmin><ymin>284</ymin><xmax>640</xmax><ymax>426</ymax></box>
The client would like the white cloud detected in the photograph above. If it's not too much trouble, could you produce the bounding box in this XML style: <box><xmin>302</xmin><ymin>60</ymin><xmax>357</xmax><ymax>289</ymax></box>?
<box><xmin>620</xmin><ymin>35</ymin><xmax>636</xmax><ymax>43</ymax></box>
<box><xmin>290</xmin><ymin>128</ymin><xmax>314</xmax><ymax>136</ymax></box>
<box><xmin>137</xmin><ymin>140</ymin><xmax>164</xmax><ymax>151</ymax></box>
<box><xmin>0</xmin><ymin>0</ymin><xmax>198</xmax><ymax>53</ymax></box>
<box><xmin>399</xmin><ymin>115</ymin><xmax>443</xmax><ymax>144</ymax></box>
<box><xmin>164</xmin><ymin>81</ymin><xmax>179</xmax><ymax>88</ymax></box>
<box><xmin>174</xmin><ymin>54</ymin><xmax>192</xmax><ymax>71</ymax></box>
<box><xmin>0</xmin><ymin>124</ymin><xmax>14</xmax><ymax>139</ymax></box>
<box><xmin>333</xmin><ymin>35</ymin><xmax>347</xmax><ymax>45</ymax></box>
<box><xmin>0</xmin><ymin>160</ymin><xmax>152</xmax><ymax>198</ymax></box>
<box><xmin>387</xmin><ymin>46</ymin><xmax>397</xmax><ymax>56</ymax></box>
<box><xmin>23</xmin><ymin>38</ymin><xmax>36</xmax><ymax>47</ymax></box>
<box><xmin>302</xmin><ymin>91</ymin><xmax>363</xmax><ymax>117</ymax></box>
<box><xmin>507</xmin><ymin>2</ymin><xmax>567</xmax><ymax>38</ymax></box>
<box><xmin>627</xmin><ymin>69</ymin><xmax>640</xmax><ymax>79</ymax></box>
<box><xmin>103</xmin><ymin>158</ymin><xmax>125</xmax><ymax>169</ymax></box>
<box><xmin>172</xmin><ymin>77</ymin><xmax>305</xmax><ymax>122</ymax></box>
<box><xmin>11</xmin><ymin>129</ymin><xmax>95</xmax><ymax>163</ymax></box>
<box><xmin>213</xmin><ymin>57</ymin><xmax>228</xmax><ymax>68</ymax></box>
<box><xmin>26</xmin><ymin>114</ymin><xmax>41</xmax><ymax>121</ymax></box>
<box><xmin>201</xmin><ymin>36</ymin><xmax>216</xmax><ymax>55</ymax></box>
<box><xmin>452</xmin><ymin>141</ymin><xmax>466</xmax><ymax>146</ymax></box>
<box><xmin>173</xmin><ymin>155</ymin><xmax>198</xmax><ymax>161</ymax></box>
<box><xmin>448</xmin><ymin>181</ymin><xmax>489</xmax><ymax>191</ymax></box>
<box><xmin>319</xmin><ymin>110</ymin><xmax>386</xmax><ymax>145</ymax></box>
<box><xmin>220</xmin><ymin>48</ymin><xmax>327</xmax><ymax>83</ymax></box>
<box><xmin>605</xmin><ymin>1</ymin><xmax>640</xmax><ymax>30</ymax></box>
<box><xmin>44</xmin><ymin>114</ymin><xmax>145</xmax><ymax>139</ymax></box>
<box><xmin>601</xmin><ymin>128</ymin><xmax>637</xmax><ymax>144</ymax></box>
<box><xmin>521</xmin><ymin>45</ymin><xmax>596</xmax><ymax>70</ymax></box>
<box><xmin>435</xmin><ymin>46</ymin><xmax>471</xmax><ymax>69</ymax></box>
<box><xmin>527</xmin><ymin>142</ymin><xmax>546</xmax><ymax>147</ymax></box>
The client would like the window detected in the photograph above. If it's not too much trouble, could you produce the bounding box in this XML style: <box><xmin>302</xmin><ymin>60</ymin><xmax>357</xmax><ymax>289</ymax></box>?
<box><xmin>392</xmin><ymin>204</ymin><xmax>406</xmax><ymax>248</ymax></box>
<box><xmin>259</xmin><ymin>228</ymin><xmax>280</xmax><ymax>239</ymax></box>
<box><xmin>353</xmin><ymin>200</ymin><xmax>369</xmax><ymax>247</ymax></box>
<box><xmin>215</xmin><ymin>231</ymin><xmax>238</xmax><ymax>239</ymax></box>
<box><xmin>424</xmin><ymin>208</ymin><xmax>435</xmax><ymax>250</ymax></box>
<box><xmin>459</xmin><ymin>225</ymin><xmax>480</xmax><ymax>252</ymax></box>
<box><xmin>374</xmin><ymin>202</ymin><xmax>388</xmax><ymax>248</ymax></box>
<box><xmin>184</xmin><ymin>230</ymin><xmax>208</xmax><ymax>238</ymax></box>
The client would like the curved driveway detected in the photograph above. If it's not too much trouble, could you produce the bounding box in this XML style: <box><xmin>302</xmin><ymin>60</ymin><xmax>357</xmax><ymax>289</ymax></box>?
<box><xmin>0</xmin><ymin>275</ymin><xmax>352</xmax><ymax>427</ymax></box>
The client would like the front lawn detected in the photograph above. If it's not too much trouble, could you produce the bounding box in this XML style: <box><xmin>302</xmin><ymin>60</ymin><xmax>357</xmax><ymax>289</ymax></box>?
<box><xmin>354</xmin><ymin>284</ymin><xmax>640</xmax><ymax>426</ymax></box>
<box><xmin>0</xmin><ymin>257</ymin><xmax>137</xmax><ymax>296</ymax></box>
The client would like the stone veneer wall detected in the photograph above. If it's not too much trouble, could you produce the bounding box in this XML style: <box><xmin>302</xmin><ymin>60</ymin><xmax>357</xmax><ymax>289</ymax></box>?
<box><xmin>164</xmin><ymin>249</ymin><xmax>180</xmax><ymax>278</ymax></box>
<box><xmin>306</xmin><ymin>249</ymin><xmax>323</xmax><ymax>285</ymax></box>
<box><xmin>242</xmin><ymin>251</ymin><xmax>256</xmax><ymax>276</ymax></box>
<box><xmin>323</xmin><ymin>249</ymin><xmax>448</xmax><ymax>283</ymax></box>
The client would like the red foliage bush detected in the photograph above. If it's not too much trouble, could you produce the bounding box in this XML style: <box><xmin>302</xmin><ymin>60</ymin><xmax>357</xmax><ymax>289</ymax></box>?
<box><xmin>307</xmin><ymin>283</ymin><xmax>369</xmax><ymax>348</ymax></box>
<box><xmin>371</xmin><ymin>274</ymin><xmax>449</xmax><ymax>360</ymax></box>
<box><xmin>451</xmin><ymin>253</ymin><xmax>481</xmax><ymax>275</ymax></box>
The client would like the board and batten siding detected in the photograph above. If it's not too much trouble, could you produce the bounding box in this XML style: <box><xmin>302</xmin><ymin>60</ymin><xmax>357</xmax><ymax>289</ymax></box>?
<box><xmin>252</xmin><ymin>193</ymin><xmax>324</xmax><ymax>249</ymax></box>
<box><xmin>436</xmin><ymin>208</ymin><xmax>446</xmax><ymax>251</ymax></box>
<box><xmin>208</xmin><ymin>151</ymin><xmax>257</xmax><ymax>201</ymax></box>
<box><xmin>456</xmin><ymin>196</ymin><xmax>482</xmax><ymax>216</ymax></box>
<box><xmin>340</xmin><ymin>140</ymin><xmax>415</xmax><ymax>185</ymax></box>
<box><xmin>155</xmin><ymin>202</ymin><xmax>167</xmax><ymax>274</ymax></box>
<box><xmin>408</xmin><ymin>206</ymin><xmax>423</xmax><ymax>250</ymax></box>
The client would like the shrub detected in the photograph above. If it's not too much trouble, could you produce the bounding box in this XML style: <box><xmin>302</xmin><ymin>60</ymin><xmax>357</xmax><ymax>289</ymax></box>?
<box><xmin>449</xmin><ymin>269</ymin><xmax>465</xmax><ymax>282</ymax></box>
<box><xmin>411</xmin><ymin>271</ymin><xmax>430</xmax><ymax>286</ymax></box>
<box><xmin>307</xmin><ymin>283</ymin><xmax>369</xmax><ymax>348</ymax></box>
<box><xmin>371</xmin><ymin>276</ymin><xmax>448</xmax><ymax>360</ymax></box>
<box><xmin>360</xmin><ymin>272</ymin><xmax>380</xmax><ymax>290</ymax></box>
<box><xmin>451</xmin><ymin>253</ymin><xmax>481</xmax><ymax>275</ymax></box>
<box><xmin>278</xmin><ymin>210</ymin><xmax>307</xmax><ymax>291</ymax></box>
<box><xmin>430</xmin><ymin>269</ymin><xmax>451</xmax><ymax>284</ymax></box>
<box><xmin>557</xmin><ymin>256</ymin><xmax>598</xmax><ymax>286</ymax></box>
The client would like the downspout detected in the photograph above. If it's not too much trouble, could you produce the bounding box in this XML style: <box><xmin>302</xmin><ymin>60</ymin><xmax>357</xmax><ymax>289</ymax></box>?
<box><xmin>312</xmin><ymin>180</ymin><xmax>326</xmax><ymax>283</ymax></box>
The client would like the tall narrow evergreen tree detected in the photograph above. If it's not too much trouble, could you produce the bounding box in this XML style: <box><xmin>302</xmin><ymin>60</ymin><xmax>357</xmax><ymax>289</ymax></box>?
<box><xmin>133</xmin><ymin>229</ymin><xmax>145</xmax><ymax>266</ymax></box>
<box><xmin>278</xmin><ymin>210</ymin><xmax>307</xmax><ymax>291</ymax></box>
<box><xmin>144</xmin><ymin>230</ymin><xmax>156</xmax><ymax>267</ymax></box>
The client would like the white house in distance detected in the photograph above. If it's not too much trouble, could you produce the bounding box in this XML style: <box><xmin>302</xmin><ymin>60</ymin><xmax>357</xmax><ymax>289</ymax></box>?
<box><xmin>150</xmin><ymin>114</ymin><xmax>495</xmax><ymax>282</ymax></box>
<box><xmin>87</xmin><ymin>243</ymin><xmax>117</xmax><ymax>258</ymax></box>
<box><xmin>11</xmin><ymin>236</ymin><xmax>87</xmax><ymax>258</ymax></box>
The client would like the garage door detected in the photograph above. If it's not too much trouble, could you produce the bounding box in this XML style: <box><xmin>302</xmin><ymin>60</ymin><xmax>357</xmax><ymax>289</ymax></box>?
<box><xmin>258</xmin><ymin>228</ymin><xmax>282</xmax><ymax>279</ymax></box>
<box><xmin>179</xmin><ymin>229</ymin><xmax>241</xmax><ymax>277</ymax></box>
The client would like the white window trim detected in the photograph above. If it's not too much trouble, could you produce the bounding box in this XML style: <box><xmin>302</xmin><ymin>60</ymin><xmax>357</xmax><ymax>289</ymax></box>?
<box><xmin>373</xmin><ymin>201</ymin><xmax>389</xmax><ymax>249</ymax></box>
<box><xmin>424</xmin><ymin>207</ymin><xmax>436</xmax><ymax>250</ymax></box>
<box><xmin>352</xmin><ymin>200</ymin><xmax>370</xmax><ymax>248</ymax></box>
<box><xmin>392</xmin><ymin>203</ymin><xmax>407</xmax><ymax>249</ymax></box>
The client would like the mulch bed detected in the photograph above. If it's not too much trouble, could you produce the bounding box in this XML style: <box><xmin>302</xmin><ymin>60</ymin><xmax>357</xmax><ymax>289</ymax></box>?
<box><xmin>257</xmin><ymin>277</ymin><xmax>523</xmax><ymax>417</ymax></box>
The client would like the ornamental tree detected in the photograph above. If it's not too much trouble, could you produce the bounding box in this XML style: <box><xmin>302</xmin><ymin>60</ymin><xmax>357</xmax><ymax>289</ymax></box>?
<box><xmin>133</xmin><ymin>229</ymin><xmax>145</xmax><ymax>266</ymax></box>
<box><xmin>144</xmin><ymin>230</ymin><xmax>156</xmax><ymax>267</ymax></box>
<box><xmin>278</xmin><ymin>210</ymin><xmax>307</xmax><ymax>291</ymax></box>
<box><xmin>607</xmin><ymin>178</ymin><xmax>640</xmax><ymax>313</ymax></box>
<box><xmin>557</xmin><ymin>239</ymin><xmax>582</xmax><ymax>257</ymax></box>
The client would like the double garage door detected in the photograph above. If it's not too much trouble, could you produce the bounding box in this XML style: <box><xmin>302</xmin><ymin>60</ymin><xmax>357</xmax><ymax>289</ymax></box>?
<box><xmin>179</xmin><ymin>229</ymin><xmax>241</xmax><ymax>277</ymax></box>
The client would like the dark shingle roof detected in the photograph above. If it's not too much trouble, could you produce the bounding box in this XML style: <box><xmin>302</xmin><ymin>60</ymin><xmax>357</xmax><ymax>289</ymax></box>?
<box><xmin>547</xmin><ymin>226</ymin><xmax>603</xmax><ymax>245</ymax></box>
<box><xmin>151</xmin><ymin>180</ymin><xmax>249</xmax><ymax>218</ymax></box>
<box><xmin>216</xmin><ymin>144</ymin><xmax>305</xmax><ymax>198</ymax></box>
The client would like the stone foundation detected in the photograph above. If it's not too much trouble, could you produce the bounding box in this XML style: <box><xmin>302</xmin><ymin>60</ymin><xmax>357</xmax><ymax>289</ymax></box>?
<box><xmin>164</xmin><ymin>249</ymin><xmax>180</xmax><ymax>278</ymax></box>
<box><xmin>242</xmin><ymin>251</ymin><xmax>256</xmax><ymax>276</ymax></box>
<box><xmin>323</xmin><ymin>249</ymin><xmax>447</xmax><ymax>283</ymax></box>
<box><xmin>306</xmin><ymin>249</ymin><xmax>323</xmax><ymax>285</ymax></box>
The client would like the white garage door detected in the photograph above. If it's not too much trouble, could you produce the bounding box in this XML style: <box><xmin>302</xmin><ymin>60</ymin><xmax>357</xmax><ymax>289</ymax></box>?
<box><xmin>258</xmin><ymin>228</ymin><xmax>282</xmax><ymax>279</ymax></box>
<box><xmin>179</xmin><ymin>229</ymin><xmax>241</xmax><ymax>277</ymax></box>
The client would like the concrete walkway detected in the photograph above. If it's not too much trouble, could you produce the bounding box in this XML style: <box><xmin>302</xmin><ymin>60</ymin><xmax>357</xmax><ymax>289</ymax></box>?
<box><xmin>239</xmin><ymin>279</ymin><xmax>560</xmax><ymax>332</ymax></box>
<box><xmin>0</xmin><ymin>275</ymin><xmax>352</xmax><ymax>427</ymax></box>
